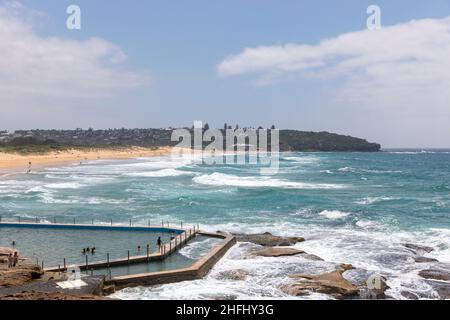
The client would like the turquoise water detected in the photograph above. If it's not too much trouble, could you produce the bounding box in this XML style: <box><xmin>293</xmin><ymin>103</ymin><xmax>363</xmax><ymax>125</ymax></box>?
<box><xmin>1</xmin><ymin>151</ymin><xmax>449</xmax><ymax>299</ymax></box>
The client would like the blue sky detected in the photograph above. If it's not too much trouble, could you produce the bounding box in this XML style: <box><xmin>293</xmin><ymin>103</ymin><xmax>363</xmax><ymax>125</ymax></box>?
<box><xmin>2</xmin><ymin>0</ymin><xmax>450</xmax><ymax>147</ymax></box>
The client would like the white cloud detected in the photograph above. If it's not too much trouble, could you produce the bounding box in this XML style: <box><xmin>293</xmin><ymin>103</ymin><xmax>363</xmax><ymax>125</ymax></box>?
<box><xmin>218</xmin><ymin>17</ymin><xmax>450</xmax><ymax>101</ymax></box>
<box><xmin>0</xmin><ymin>1</ymin><xmax>149</xmax><ymax>99</ymax></box>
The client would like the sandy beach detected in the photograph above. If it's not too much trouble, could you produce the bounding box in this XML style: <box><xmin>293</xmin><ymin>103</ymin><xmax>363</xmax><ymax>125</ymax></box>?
<box><xmin>0</xmin><ymin>147</ymin><xmax>173</xmax><ymax>175</ymax></box>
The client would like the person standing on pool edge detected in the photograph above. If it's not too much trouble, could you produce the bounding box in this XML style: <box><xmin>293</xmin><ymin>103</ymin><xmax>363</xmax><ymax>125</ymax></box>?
<box><xmin>157</xmin><ymin>237</ymin><xmax>162</xmax><ymax>253</ymax></box>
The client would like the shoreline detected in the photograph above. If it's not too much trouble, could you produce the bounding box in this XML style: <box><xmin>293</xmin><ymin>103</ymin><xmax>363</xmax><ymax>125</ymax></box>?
<box><xmin>0</xmin><ymin>146</ymin><xmax>173</xmax><ymax>176</ymax></box>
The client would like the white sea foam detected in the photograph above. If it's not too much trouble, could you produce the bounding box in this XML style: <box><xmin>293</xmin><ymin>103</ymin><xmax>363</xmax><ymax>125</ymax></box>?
<box><xmin>44</xmin><ymin>182</ymin><xmax>85</xmax><ymax>189</ymax></box>
<box><xmin>179</xmin><ymin>237</ymin><xmax>222</xmax><ymax>260</ymax></box>
<box><xmin>318</xmin><ymin>210</ymin><xmax>351</xmax><ymax>219</ymax></box>
<box><xmin>192</xmin><ymin>173</ymin><xmax>346</xmax><ymax>189</ymax></box>
<box><xmin>124</xmin><ymin>169</ymin><xmax>196</xmax><ymax>178</ymax></box>
<box><xmin>283</xmin><ymin>156</ymin><xmax>319</xmax><ymax>164</ymax></box>
<box><xmin>338</xmin><ymin>166</ymin><xmax>354</xmax><ymax>172</ymax></box>
<box><xmin>355</xmin><ymin>197</ymin><xmax>398</xmax><ymax>205</ymax></box>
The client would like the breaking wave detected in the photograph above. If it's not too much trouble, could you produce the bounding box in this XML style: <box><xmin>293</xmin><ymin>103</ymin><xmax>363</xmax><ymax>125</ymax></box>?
<box><xmin>192</xmin><ymin>173</ymin><xmax>346</xmax><ymax>189</ymax></box>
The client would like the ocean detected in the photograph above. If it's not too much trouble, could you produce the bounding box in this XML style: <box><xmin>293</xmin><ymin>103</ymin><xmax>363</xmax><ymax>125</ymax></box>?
<box><xmin>1</xmin><ymin>150</ymin><xmax>449</xmax><ymax>299</ymax></box>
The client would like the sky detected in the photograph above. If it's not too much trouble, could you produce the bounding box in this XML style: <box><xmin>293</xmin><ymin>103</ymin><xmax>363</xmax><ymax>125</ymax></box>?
<box><xmin>0</xmin><ymin>0</ymin><xmax>450</xmax><ymax>148</ymax></box>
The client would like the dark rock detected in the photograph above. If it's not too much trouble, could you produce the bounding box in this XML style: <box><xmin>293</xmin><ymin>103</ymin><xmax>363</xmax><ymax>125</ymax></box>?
<box><xmin>102</xmin><ymin>285</ymin><xmax>116</xmax><ymax>295</ymax></box>
<box><xmin>216</xmin><ymin>269</ymin><xmax>249</xmax><ymax>281</ymax></box>
<box><xmin>414</xmin><ymin>256</ymin><xmax>438</xmax><ymax>263</ymax></box>
<box><xmin>425</xmin><ymin>280</ymin><xmax>450</xmax><ymax>299</ymax></box>
<box><xmin>301</xmin><ymin>254</ymin><xmax>324</xmax><ymax>261</ymax></box>
<box><xmin>403</xmin><ymin>243</ymin><xmax>434</xmax><ymax>254</ymax></box>
<box><xmin>233</xmin><ymin>232</ymin><xmax>304</xmax><ymax>247</ymax></box>
<box><xmin>418</xmin><ymin>269</ymin><xmax>450</xmax><ymax>281</ymax></box>
<box><xmin>401</xmin><ymin>291</ymin><xmax>419</xmax><ymax>300</ymax></box>
<box><xmin>251</xmin><ymin>247</ymin><xmax>304</xmax><ymax>257</ymax></box>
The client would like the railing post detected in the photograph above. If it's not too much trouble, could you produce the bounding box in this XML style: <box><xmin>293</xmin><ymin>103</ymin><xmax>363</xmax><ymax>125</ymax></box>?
<box><xmin>110</xmin><ymin>219</ymin><xmax>113</xmax><ymax>226</ymax></box>
<box><xmin>129</xmin><ymin>219</ymin><xmax>132</xmax><ymax>227</ymax></box>
<box><xmin>73</xmin><ymin>218</ymin><xmax>76</xmax><ymax>225</ymax></box>
<box><xmin>63</xmin><ymin>258</ymin><xmax>66</xmax><ymax>270</ymax></box>
<box><xmin>127</xmin><ymin>250</ymin><xmax>130</xmax><ymax>264</ymax></box>
<box><xmin>18</xmin><ymin>216</ymin><xmax>21</xmax><ymax>223</ymax></box>
<box><xmin>41</xmin><ymin>261</ymin><xmax>44</xmax><ymax>270</ymax></box>
<box><xmin>181</xmin><ymin>221</ymin><xmax>183</xmax><ymax>228</ymax></box>
<box><xmin>85</xmin><ymin>255</ymin><xmax>88</xmax><ymax>270</ymax></box>
<box><xmin>107</xmin><ymin>253</ymin><xmax>110</xmax><ymax>267</ymax></box>
<box><xmin>146</xmin><ymin>245</ymin><xmax>149</xmax><ymax>261</ymax></box>
<box><xmin>161</xmin><ymin>220</ymin><xmax>164</xmax><ymax>227</ymax></box>
<box><xmin>92</xmin><ymin>218</ymin><xmax>94</xmax><ymax>225</ymax></box>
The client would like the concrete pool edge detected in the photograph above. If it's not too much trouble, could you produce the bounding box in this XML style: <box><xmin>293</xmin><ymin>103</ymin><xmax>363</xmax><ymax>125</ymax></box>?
<box><xmin>108</xmin><ymin>231</ymin><xmax>237</xmax><ymax>290</ymax></box>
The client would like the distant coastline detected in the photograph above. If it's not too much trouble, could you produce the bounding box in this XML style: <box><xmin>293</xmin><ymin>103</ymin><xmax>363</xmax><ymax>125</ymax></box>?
<box><xmin>0</xmin><ymin>127</ymin><xmax>381</xmax><ymax>153</ymax></box>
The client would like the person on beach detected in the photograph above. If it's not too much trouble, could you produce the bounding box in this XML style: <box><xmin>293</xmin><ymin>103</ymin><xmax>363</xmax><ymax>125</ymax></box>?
<box><xmin>157</xmin><ymin>237</ymin><xmax>162</xmax><ymax>252</ymax></box>
<box><xmin>27</xmin><ymin>162</ymin><xmax>32</xmax><ymax>174</ymax></box>
<box><xmin>91</xmin><ymin>247</ymin><xmax>96</xmax><ymax>254</ymax></box>
<box><xmin>12</xmin><ymin>252</ymin><xmax>19</xmax><ymax>267</ymax></box>
<box><xmin>7</xmin><ymin>253</ymin><xmax>13</xmax><ymax>268</ymax></box>
<box><xmin>82</xmin><ymin>248</ymin><xmax>86</xmax><ymax>254</ymax></box>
